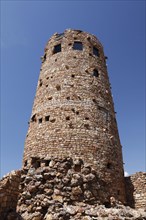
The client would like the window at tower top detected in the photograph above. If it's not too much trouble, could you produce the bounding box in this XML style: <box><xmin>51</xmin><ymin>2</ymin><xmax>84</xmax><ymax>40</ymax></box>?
<box><xmin>73</xmin><ymin>42</ymin><xmax>83</xmax><ymax>50</ymax></box>
<box><xmin>93</xmin><ymin>46</ymin><xmax>99</xmax><ymax>57</ymax></box>
<box><xmin>53</xmin><ymin>44</ymin><xmax>61</xmax><ymax>54</ymax></box>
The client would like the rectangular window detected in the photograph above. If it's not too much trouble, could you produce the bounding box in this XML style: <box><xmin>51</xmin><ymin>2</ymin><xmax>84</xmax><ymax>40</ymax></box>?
<box><xmin>53</xmin><ymin>44</ymin><xmax>61</xmax><ymax>54</ymax></box>
<box><xmin>93</xmin><ymin>46</ymin><xmax>99</xmax><ymax>57</ymax></box>
<box><xmin>45</xmin><ymin>115</ymin><xmax>50</xmax><ymax>121</ymax></box>
<box><xmin>73</xmin><ymin>42</ymin><xmax>83</xmax><ymax>50</ymax></box>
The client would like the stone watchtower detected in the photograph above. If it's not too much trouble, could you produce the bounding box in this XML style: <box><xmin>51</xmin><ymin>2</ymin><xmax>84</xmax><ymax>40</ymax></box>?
<box><xmin>23</xmin><ymin>29</ymin><xmax>125</xmax><ymax>203</ymax></box>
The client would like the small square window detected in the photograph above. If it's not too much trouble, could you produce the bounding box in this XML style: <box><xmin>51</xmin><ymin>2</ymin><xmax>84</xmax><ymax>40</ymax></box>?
<box><xmin>53</xmin><ymin>44</ymin><xmax>61</xmax><ymax>54</ymax></box>
<box><xmin>38</xmin><ymin>118</ymin><xmax>42</xmax><ymax>124</ymax></box>
<box><xmin>73</xmin><ymin>42</ymin><xmax>83</xmax><ymax>50</ymax></box>
<box><xmin>93</xmin><ymin>69</ymin><xmax>99</xmax><ymax>77</ymax></box>
<box><xmin>93</xmin><ymin>47</ymin><xmax>99</xmax><ymax>57</ymax></box>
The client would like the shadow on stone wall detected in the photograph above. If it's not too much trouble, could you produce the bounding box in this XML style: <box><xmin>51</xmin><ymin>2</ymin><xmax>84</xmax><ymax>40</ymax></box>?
<box><xmin>125</xmin><ymin>177</ymin><xmax>135</xmax><ymax>208</ymax></box>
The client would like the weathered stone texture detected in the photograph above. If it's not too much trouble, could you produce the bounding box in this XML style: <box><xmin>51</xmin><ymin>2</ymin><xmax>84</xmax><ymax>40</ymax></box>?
<box><xmin>125</xmin><ymin>172</ymin><xmax>146</xmax><ymax>209</ymax></box>
<box><xmin>16</xmin><ymin>158</ymin><xmax>146</xmax><ymax>219</ymax></box>
<box><xmin>23</xmin><ymin>29</ymin><xmax>125</xmax><ymax>203</ymax></box>
<box><xmin>0</xmin><ymin>170</ymin><xmax>21</xmax><ymax>219</ymax></box>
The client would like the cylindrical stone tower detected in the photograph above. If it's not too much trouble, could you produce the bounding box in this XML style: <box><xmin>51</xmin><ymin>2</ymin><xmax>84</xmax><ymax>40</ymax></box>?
<box><xmin>23</xmin><ymin>29</ymin><xmax>125</xmax><ymax>203</ymax></box>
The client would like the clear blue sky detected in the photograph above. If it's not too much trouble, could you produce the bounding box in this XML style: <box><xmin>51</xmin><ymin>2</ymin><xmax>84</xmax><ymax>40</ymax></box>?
<box><xmin>0</xmin><ymin>0</ymin><xmax>145</xmax><ymax>178</ymax></box>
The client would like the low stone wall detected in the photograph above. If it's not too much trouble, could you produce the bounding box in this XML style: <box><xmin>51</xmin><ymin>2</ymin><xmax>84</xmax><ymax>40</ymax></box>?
<box><xmin>0</xmin><ymin>170</ymin><xmax>21</xmax><ymax>219</ymax></box>
<box><xmin>125</xmin><ymin>172</ymin><xmax>146</xmax><ymax>209</ymax></box>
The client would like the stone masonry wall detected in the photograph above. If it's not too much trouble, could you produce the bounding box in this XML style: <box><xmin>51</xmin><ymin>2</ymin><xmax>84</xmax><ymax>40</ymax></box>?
<box><xmin>0</xmin><ymin>170</ymin><xmax>21</xmax><ymax>219</ymax></box>
<box><xmin>0</xmin><ymin>166</ymin><xmax>145</xmax><ymax>219</ymax></box>
<box><xmin>17</xmin><ymin>158</ymin><xmax>146</xmax><ymax>219</ymax></box>
<box><xmin>125</xmin><ymin>172</ymin><xmax>146</xmax><ymax>209</ymax></box>
<box><xmin>23</xmin><ymin>29</ymin><xmax>125</xmax><ymax>203</ymax></box>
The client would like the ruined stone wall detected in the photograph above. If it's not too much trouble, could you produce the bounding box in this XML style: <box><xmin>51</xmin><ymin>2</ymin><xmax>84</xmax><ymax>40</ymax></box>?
<box><xmin>23</xmin><ymin>29</ymin><xmax>125</xmax><ymax>203</ymax></box>
<box><xmin>0</xmin><ymin>170</ymin><xmax>21</xmax><ymax>218</ymax></box>
<box><xmin>17</xmin><ymin>158</ymin><xmax>146</xmax><ymax>219</ymax></box>
<box><xmin>125</xmin><ymin>172</ymin><xmax>146</xmax><ymax>209</ymax></box>
<box><xmin>0</xmin><ymin>167</ymin><xmax>145</xmax><ymax>219</ymax></box>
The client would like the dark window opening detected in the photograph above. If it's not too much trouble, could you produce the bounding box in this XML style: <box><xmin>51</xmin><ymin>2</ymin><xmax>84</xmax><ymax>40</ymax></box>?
<box><xmin>74</xmin><ymin>164</ymin><xmax>81</xmax><ymax>172</ymax></box>
<box><xmin>93</xmin><ymin>46</ymin><xmax>99</xmax><ymax>57</ymax></box>
<box><xmin>24</xmin><ymin>160</ymin><xmax>27</xmax><ymax>167</ymax></box>
<box><xmin>68</xmin><ymin>43</ymin><xmax>72</xmax><ymax>46</ymax></box>
<box><xmin>31</xmin><ymin>114</ymin><xmax>36</xmax><ymax>122</ymax></box>
<box><xmin>66</xmin><ymin>97</ymin><xmax>70</xmax><ymax>100</ymax></box>
<box><xmin>73</xmin><ymin>42</ymin><xmax>83</xmax><ymax>50</ymax></box>
<box><xmin>45</xmin><ymin>160</ymin><xmax>50</xmax><ymax>166</ymax></box>
<box><xmin>44</xmin><ymin>54</ymin><xmax>46</xmax><ymax>61</ymax></box>
<box><xmin>107</xmin><ymin>162</ymin><xmax>112</xmax><ymax>169</ymax></box>
<box><xmin>56</xmin><ymin>85</ymin><xmax>61</xmax><ymax>91</ymax></box>
<box><xmin>76</xmin><ymin>111</ymin><xmax>79</xmax><ymax>115</ymax></box>
<box><xmin>117</xmin><ymin>190</ymin><xmax>120</xmax><ymax>195</ymax></box>
<box><xmin>84</xmin><ymin>124</ymin><xmax>89</xmax><ymax>129</ymax></box>
<box><xmin>31</xmin><ymin>158</ymin><xmax>41</xmax><ymax>168</ymax></box>
<box><xmin>38</xmin><ymin>118</ymin><xmax>42</xmax><ymax>124</ymax></box>
<box><xmin>66</xmin><ymin>116</ymin><xmax>70</xmax><ymax>121</ymax></box>
<box><xmin>93</xmin><ymin>69</ymin><xmax>99</xmax><ymax>77</ymax></box>
<box><xmin>53</xmin><ymin>44</ymin><xmax>61</xmax><ymax>54</ymax></box>
<box><xmin>65</xmin><ymin>65</ymin><xmax>69</xmax><ymax>70</ymax></box>
<box><xmin>46</xmin><ymin>77</ymin><xmax>49</xmax><ymax>80</ymax></box>
<box><xmin>93</xmin><ymin>99</ymin><xmax>97</xmax><ymax>103</ymax></box>
<box><xmin>45</xmin><ymin>115</ymin><xmax>50</xmax><ymax>122</ymax></box>
<box><xmin>46</xmin><ymin>85</ymin><xmax>48</xmax><ymax>87</ymax></box>
<box><xmin>85</xmin><ymin>117</ymin><xmax>89</xmax><ymax>120</ymax></box>
<box><xmin>71</xmin><ymin>74</ymin><xmax>75</xmax><ymax>78</ymax></box>
<box><xmin>55</xmin><ymin>58</ymin><xmax>57</xmax><ymax>62</ymax></box>
<box><xmin>39</xmin><ymin>79</ymin><xmax>42</xmax><ymax>87</ymax></box>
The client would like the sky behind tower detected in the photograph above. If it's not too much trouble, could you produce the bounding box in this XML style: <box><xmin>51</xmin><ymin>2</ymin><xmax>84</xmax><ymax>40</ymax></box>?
<box><xmin>0</xmin><ymin>0</ymin><xmax>145</xmax><ymax>178</ymax></box>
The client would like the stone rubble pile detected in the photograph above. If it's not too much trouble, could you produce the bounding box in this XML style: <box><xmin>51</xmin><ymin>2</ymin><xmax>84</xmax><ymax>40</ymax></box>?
<box><xmin>14</xmin><ymin>157</ymin><xmax>145</xmax><ymax>220</ymax></box>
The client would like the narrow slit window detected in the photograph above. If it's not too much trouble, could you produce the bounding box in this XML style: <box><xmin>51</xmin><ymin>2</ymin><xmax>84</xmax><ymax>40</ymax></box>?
<box><xmin>73</xmin><ymin>42</ymin><xmax>83</xmax><ymax>50</ymax></box>
<box><xmin>93</xmin><ymin>69</ymin><xmax>99</xmax><ymax>77</ymax></box>
<box><xmin>93</xmin><ymin>46</ymin><xmax>99</xmax><ymax>57</ymax></box>
<box><xmin>53</xmin><ymin>44</ymin><xmax>61</xmax><ymax>54</ymax></box>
